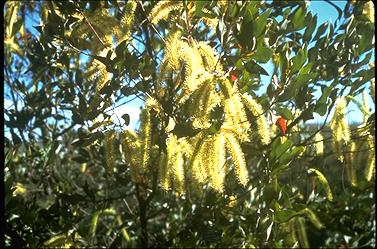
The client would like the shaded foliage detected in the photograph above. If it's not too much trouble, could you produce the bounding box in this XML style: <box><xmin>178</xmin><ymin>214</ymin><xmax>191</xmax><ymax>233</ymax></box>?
<box><xmin>4</xmin><ymin>1</ymin><xmax>375</xmax><ymax>248</ymax></box>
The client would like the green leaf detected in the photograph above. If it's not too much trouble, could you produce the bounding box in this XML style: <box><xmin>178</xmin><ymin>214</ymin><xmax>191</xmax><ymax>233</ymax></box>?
<box><xmin>272</xmin><ymin>139</ymin><xmax>293</xmax><ymax>159</ymax></box>
<box><xmin>102</xmin><ymin>208</ymin><xmax>117</xmax><ymax>216</ymax></box>
<box><xmin>277</xmin><ymin>86</ymin><xmax>295</xmax><ymax>102</ymax></box>
<box><xmin>72</xmin><ymin>112</ymin><xmax>84</xmax><ymax>125</ymax></box>
<box><xmin>313</xmin><ymin>22</ymin><xmax>328</xmax><ymax>41</ymax></box>
<box><xmin>291</xmin><ymin>6</ymin><xmax>306</xmax><ymax>31</ymax></box>
<box><xmin>274</xmin><ymin>107</ymin><xmax>294</xmax><ymax>120</ymax></box>
<box><xmin>350</xmin><ymin>69</ymin><xmax>375</xmax><ymax>93</ymax></box>
<box><xmin>346</xmin><ymin>95</ymin><xmax>370</xmax><ymax>116</ymax></box>
<box><xmin>194</xmin><ymin>1</ymin><xmax>211</xmax><ymax>17</ymax></box>
<box><xmin>303</xmin><ymin>14</ymin><xmax>317</xmax><ymax>42</ymax></box>
<box><xmin>254</xmin><ymin>46</ymin><xmax>273</xmax><ymax>63</ymax></box>
<box><xmin>301</xmin><ymin>105</ymin><xmax>315</xmax><ymax>122</ymax></box>
<box><xmin>71</xmin><ymin>131</ymin><xmax>101</xmax><ymax>147</ymax></box>
<box><xmin>89</xmin><ymin>120</ymin><xmax>113</xmax><ymax>131</ymax></box>
<box><xmin>243</xmin><ymin>2</ymin><xmax>258</xmax><ymax>23</ymax></box>
<box><xmin>314</xmin><ymin>103</ymin><xmax>328</xmax><ymax>116</ymax></box>
<box><xmin>11</xmin><ymin>19</ymin><xmax>23</xmax><ymax>38</ymax></box>
<box><xmin>293</xmin><ymin>73</ymin><xmax>312</xmax><ymax>89</ymax></box>
<box><xmin>122</xmin><ymin>113</ymin><xmax>130</xmax><ymax>126</ymax></box>
<box><xmin>244</xmin><ymin>60</ymin><xmax>269</xmax><ymax>75</ymax></box>
<box><xmin>277</xmin><ymin>73</ymin><xmax>312</xmax><ymax>102</ymax></box>
<box><xmin>275</xmin><ymin>209</ymin><xmax>299</xmax><ymax>223</ymax></box>
<box><xmin>78</xmin><ymin>92</ymin><xmax>87</xmax><ymax>115</ymax></box>
<box><xmin>292</xmin><ymin>45</ymin><xmax>308</xmax><ymax>73</ymax></box>
<box><xmin>43</xmin><ymin>233</ymin><xmax>68</xmax><ymax>247</ymax></box>
<box><xmin>317</xmin><ymin>86</ymin><xmax>332</xmax><ymax>104</ymax></box>
<box><xmin>117</xmin><ymin>215</ymin><xmax>131</xmax><ymax>241</ymax></box>
<box><xmin>90</xmin><ymin>211</ymin><xmax>101</xmax><ymax>238</ymax></box>
<box><xmin>253</xmin><ymin>9</ymin><xmax>272</xmax><ymax>37</ymax></box>
<box><xmin>275</xmin><ymin>146</ymin><xmax>305</xmax><ymax>169</ymax></box>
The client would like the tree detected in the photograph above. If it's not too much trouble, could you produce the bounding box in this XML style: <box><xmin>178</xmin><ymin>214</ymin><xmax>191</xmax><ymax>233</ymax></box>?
<box><xmin>4</xmin><ymin>1</ymin><xmax>375</xmax><ymax>248</ymax></box>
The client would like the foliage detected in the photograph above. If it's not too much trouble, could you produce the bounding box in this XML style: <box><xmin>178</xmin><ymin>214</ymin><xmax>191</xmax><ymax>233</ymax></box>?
<box><xmin>4</xmin><ymin>1</ymin><xmax>375</xmax><ymax>248</ymax></box>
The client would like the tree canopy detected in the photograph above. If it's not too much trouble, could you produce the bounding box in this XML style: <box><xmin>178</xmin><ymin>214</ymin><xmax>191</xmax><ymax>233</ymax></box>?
<box><xmin>4</xmin><ymin>1</ymin><xmax>375</xmax><ymax>248</ymax></box>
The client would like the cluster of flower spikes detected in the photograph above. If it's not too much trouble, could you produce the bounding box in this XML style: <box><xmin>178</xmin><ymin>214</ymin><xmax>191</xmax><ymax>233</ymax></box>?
<box><xmin>117</xmin><ymin>1</ymin><xmax>272</xmax><ymax>194</ymax></box>
<box><xmin>79</xmin><ymin>1</ymin><xmax>137</xmax><ymax>111</ymax></box>
<box><xmin>329</xmin><ymin>97</ymin><xmax>351</xmax><ymax>163</ymax></box>
<box><xmin>119</xmin><ymin>29</ymin><xmax>272</xmax><ymax>195</ymax></box>
<box><xmin>329</xmin><ymin>95</ymin><xmax>374</xmax><ymax>183</ymax></box>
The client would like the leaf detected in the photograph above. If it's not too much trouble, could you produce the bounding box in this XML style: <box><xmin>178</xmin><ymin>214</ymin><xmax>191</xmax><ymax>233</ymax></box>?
<box><xmin>244</xmin><ymin>60</ymin><xmax>269</xmax><ymax>76</ymax></box>
<box><xmin>122</xmin><ymin>113</ymin><xmax>130</xmax><ymax>126</ymax></box>
<box><xmin>238</xmin><ymin>20</ymin><xmax>254</xmax><ymax>49</ymax></box>
<box><xmin>90</xmin><ymin>211</ymin><xmax>101</xmax><ymax>239</ymax></box>
<box><xmin>275</xmin><ymin>209</ymin><xmax>299</xmax><ymax>223</ymax></box>
<box><xmin>11</xmin><ymin>19</ymin><xmax>23</xmax><ymax>38</ymax></box>
<box><xmin>43</xmin><ymin>233</ymin><xmax>68</xmax><ymax>247</ymax></box>
<box><xmin>291</xmin><ymin>6</ymin><xmax>306</xmax><ymax>31</ymax></box>
<box><xmin>254</xmin><ymin>46</ymin><xmax>273</xmax><ymax>63</ymax></box>
<box><xmin>10</xmin><ymin>130</ymin><xmax>22</xmax><ymax>145</ymax></box>
<box><xmin>277</xmin><ymin>73</ymin><xmax>311</xmax><ymax>102</ymax></box>
<box><xmin>303</xmin><ymin>14</ymin><xmax>317</xmax><ymax>42</ymax></box>
<box><xmin>314</xmin><ymin>103</ymin><xmax>328</xmax><ymax>116</ymax></box>
<box><xmin>78</xmin><ymin>92</ymin><xmax>87</xmax><ymax>115</ymax></box>
<box><xmin>280</xmin><ymin>146</ymin><xmax>305</xmax><ymax>165</ymax></box>
<box><xmin>194</xmin><ymin>1</ymin><xmax>212</xmax><ymax>17</ymax></box>
<box><xmin>117</xmin><ymin>215</ymin><xmax>131</xmax><ymax>241</ymax></box>
<box><xmin>71</xmin><ymin>131</ymin><xmax>101</xmax><ymax>147</ymax></box>
<box><xmin>254</xmin><ymin>9</ymin><xmax>272</xmax><ymax>37</ymax></box>
<box><xmin>266</xmin><ymin>221</ymin><xmax>274</xmax><ymax>241</ymax></box>
<box><xmin>6</xmin><ymin>2</ymin><xmax>19</xmax><ymax>38</ymax></box>
<box><xmin>317</xmin><ymin>86</ymin><xmax>332</xmax><ymax>104</ymax></box>
<box><xmin>89</xmin><ymin>120</ymin><xmax>113</xmax><ymax>131</ymax></box>
<box><xmin>274</xmin><ymin>107</ymin><xmax>294</xmax><ymax>120</ymax></box>
<box><xmin>301</xmin><ymin>106</ymin><xmax>315</xmax><ymax>122</ymax></box>
<box><xmin>312</xmin><ymin>22</ymin><xmax>328</xmax><ymax>41</ymax></box>
<box><xmin>102</xmin><ymin>208</ymin><xmax>117</xmax><ymax>216</ymax></box>
<box><xmin>243</xmin><ymin>2</ymin><xmax>258</xmax><ymax>23</ymax></box>
<box><xmin>307</xmin><ymin>168</ymin><xmax>333</xmax><ymax>202</ymax></box>
<box><xmin>271</xmin><ymin>138</ymin><xmax>293</xmax><ymax>159</ymax></box>
<box><xmin>292</xmin><ymin>45</ymin><xmax>308</xmax><ymax>73</ymax></box>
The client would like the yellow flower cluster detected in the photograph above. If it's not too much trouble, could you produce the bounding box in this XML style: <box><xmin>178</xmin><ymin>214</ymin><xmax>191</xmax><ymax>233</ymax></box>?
<box><xmin>314</xmin><ymin>132</ymin><xmax>324</xmax><ymax>155</ymax></box>
<box><xmin>220</xmin><ymin>79</ymin><xmax>250</xmax><ymax>141</ymax></box>
<box><xmin>118</xmin><ymin>3</ymin><xmax>276</xmax><ymax>194</ymax></box>
<box><xmin>329</xmin><ymin>97</ymin><xmax>350</xmax><ymax>162</ymax></box>
<box><xmin>365</xmin><ymin>135</ymin><xmax>375</xmax><ymax>181</ymax></box>
<box><xmin>104</xmin><ymin>130</ymin><xmax>116</xmax><ymax>173</ymax></box>
<box><xmin>241</xmin><ymin>93</ymin><xmax>270</xmax><ymax>145</ymax></box>
<box><xmin>160</xmin><ymin>129</ymin><xmax>249</xmax><ymax>193</ymax></box>
<box><xmin>87</xmin><ymin>59</ymin><xmax>110</xmax><ymax>92</ymax></box>
<box><xmin>148</xmin><ymin>1</ymin><xmax>183</xmax><ymax>25</ymax></box>
<box><xmin>346</xmin><ymin>141</ymin><xmax>358</xmax><ymax>187</ymax></box>
<box><xmin>119</xmin><ymin>97</ymin><xmax>157</xmax><ymax>182</ymax></box>
<box><xmin>363</xmin><ymin>1</ymin><xmax>375</xmax><ymax>23</ymax></box>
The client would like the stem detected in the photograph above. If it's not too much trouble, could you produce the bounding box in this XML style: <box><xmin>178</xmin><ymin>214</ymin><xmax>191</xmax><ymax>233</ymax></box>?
<box><xmin>136</xmin><ymin>184</ymin><xmax>149</xmax><ymax>248</ymax></box>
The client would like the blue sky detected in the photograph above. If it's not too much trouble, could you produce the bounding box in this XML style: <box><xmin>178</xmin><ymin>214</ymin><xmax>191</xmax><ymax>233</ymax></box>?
<box><xmin>4</xmin><ymin>1</ymin><xmax>374</xmax><ymax>135</ymax></box>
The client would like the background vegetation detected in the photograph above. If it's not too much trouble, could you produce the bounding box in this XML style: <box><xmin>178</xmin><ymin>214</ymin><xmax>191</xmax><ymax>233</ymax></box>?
<box><xmin>4</xmin><ymin>1</ymin><xmax>375</xmax><ymax>248</ymax></box>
